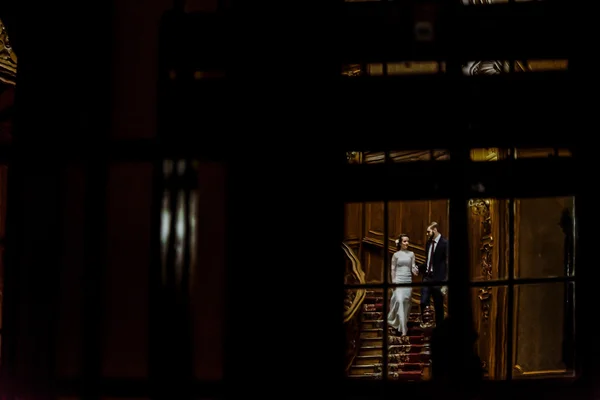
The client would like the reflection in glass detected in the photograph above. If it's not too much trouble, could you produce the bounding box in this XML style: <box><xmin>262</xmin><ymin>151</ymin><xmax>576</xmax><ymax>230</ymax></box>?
<box><xmin>513</xmin><ymin>283</ymin><xmax>575</xmax><ymax>378</ymax></box>
<box><xmin>516</xmin><ymin>197</ymin><xmax>575</xmax><ymax>278</ymax></box>
<box><xmin>471</xmin><ymin>286</ymin><xmax>509</xmax><ymax>379</ymax></box>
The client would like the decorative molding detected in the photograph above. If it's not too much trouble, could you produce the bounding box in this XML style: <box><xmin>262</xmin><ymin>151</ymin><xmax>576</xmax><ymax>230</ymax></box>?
<box><xmin>0</xmin><ymin>18</ymin><xmax>17</xmax><ymax>86</ymax></box>
<box><xmin>468</xmin><ymin>198</ymin><xmax>494</xmax><ymax>321</ymax></box>
<box><xmin>346</xmin><ymin>151</ymin><xmax>362</xmax><ymax>164</ymax></box>
<box><xmin>342</xmin><ymin>64</ymin><xmax>363</xmax><ymax>77</ymax></box>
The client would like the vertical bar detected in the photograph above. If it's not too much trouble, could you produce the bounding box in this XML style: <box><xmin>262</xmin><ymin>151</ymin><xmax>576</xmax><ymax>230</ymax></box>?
<box><xmin>149</xmin><ymin>156</ymin><xmax>165</xmax><ymax>399</ymax></box>
<box><xmin>0</xmin><ymin>161</ymin><xmax>22</xmax><ymax>400</ymax></box>
<box><xmin>571</xmin><ymin>197</ymin><xmax>576</xmax><ymax>277</ymax></box>
<box><xmin>181</xmin><ymin>159</ymin><xmax>194</xmax><ymax>392</ymax></box>
<box><xmin>447</xmin><ymin>148</ymin><xmax>470</xmax><ymax>326</ymax></box>
<box><xmin>506</xmin><ymin>197</ymin><xmax>515</xmax><ymax>381</ymax></box>
<box><xmin>173</xmin><ymin>0</ymin><xmax>186</xmax><ymax>11</ymax></box>
<box><xmin>82</xmin><ymin>160</ymin><xmax>108</xmax><ymax>399</ymax></box>
<box><xmin>382</xmin><ymin>191</ymin><xmax>389</xmax><ymax>382</ymax></box>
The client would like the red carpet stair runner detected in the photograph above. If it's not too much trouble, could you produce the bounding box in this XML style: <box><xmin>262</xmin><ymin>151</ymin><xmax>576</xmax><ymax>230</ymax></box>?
<box><xmin>348</xmin><ymin>290</ymin><xmax>433</xmax><ymax>380</ymax></box>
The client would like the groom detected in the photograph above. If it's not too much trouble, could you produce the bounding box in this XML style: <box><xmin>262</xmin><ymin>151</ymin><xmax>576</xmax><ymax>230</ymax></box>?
<box><xmin>418</xmin><ymin>222</ymin><xmax>448</xmax><ymax>328</ymax></box>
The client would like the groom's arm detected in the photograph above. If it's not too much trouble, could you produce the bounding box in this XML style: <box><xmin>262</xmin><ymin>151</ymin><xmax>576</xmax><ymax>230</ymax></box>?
<box><xmin>417</xmin><ymin>259</ymin><xmax>426</xmax><ymax>275</ymax></box>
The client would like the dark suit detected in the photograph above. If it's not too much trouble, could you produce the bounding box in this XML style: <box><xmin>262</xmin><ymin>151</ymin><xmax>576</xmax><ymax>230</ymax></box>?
<box><xmin>419</xmin><ymin>235</ymin><xmax>448</xmax><ymax>326</ymax></box>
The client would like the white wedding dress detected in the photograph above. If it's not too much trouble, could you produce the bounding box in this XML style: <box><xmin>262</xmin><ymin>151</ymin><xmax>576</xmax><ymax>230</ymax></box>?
<box><xmin>387</xmin><ymin>250</ymin><xmax>416</xmax><ymax>336</ymax></box>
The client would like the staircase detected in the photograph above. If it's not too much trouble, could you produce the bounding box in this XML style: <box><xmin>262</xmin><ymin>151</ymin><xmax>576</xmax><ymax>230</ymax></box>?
<box><xmin>348</xmin><ymin>290</ymin><xmax>433</xmax><ymax>380</ymax></box>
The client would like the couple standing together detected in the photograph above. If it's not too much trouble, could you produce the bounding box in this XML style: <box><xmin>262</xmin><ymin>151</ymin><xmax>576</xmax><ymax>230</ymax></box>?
<box><xmin>387</xmin><ymin>222</ymin><xmax>448</xmax><ymax>336</ymax></box>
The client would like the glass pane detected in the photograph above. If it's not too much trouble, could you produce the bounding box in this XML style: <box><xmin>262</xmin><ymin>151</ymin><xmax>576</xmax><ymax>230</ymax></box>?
<box><xmin>463</xmin><ymin>61</ymin><xmax>510</xmax><ymax>76</ymax></box>
<box><xmin>389</xmin><ymin>150</ymin><xmax>449</xmax><ymax>162</ymax></box>
<box><xmin>55</xmin><ymin>165</ymin><xmax>86</xmax><ymax>378</ymax></box>
<box><xmin>345</xmin><ymin>286</ymin><xmax>443</xmax><ymax>381</ymax></box>
<box><xmin>515</xmin><ymin>148</ymin><xmax>572</xmax><ymax>159</ymax></box>
<box><xmin>513</xmin><ymin>282</ymin><xmax>575</xmax><ymax>378</ymax></box>
<box><xmin>359</xmin><ymin>62</ymin><xmax>443</xmax><ymax>76</ymax></box>
<box><xmin>462</xmin><ymin>0</ymin><xmax>546</xmax><ymax>4</ymax></box>
<box><xmin>0</xmin><ymin>165</ymin><xmax>7</xmax><ymax>237</ymax></box>
<box><xmin>470</xmin><ymin>148</ymin><xmax>509</xmax><ymax>162</ymax></box>
<box><xmin>344</xmin><ymin>151</ymin><xmax>450</xmax><ymax>164</ymax></box>
<box><xmin>346</xmin><ymin>288</ymin><xmax>383</xmax><ymax>380</ymax></box>
<box><xmin>515</xmin><ymin>60</ymin><xmax>568</xmax><ymax>73</ymax></box>
<box><xmin>344</xmin><ymin>202</ymin><xmax>385</xmax><ymax>284</ymax></box>
<box><xmin>388</xmin><ymin>200</ymin><xmax>450</xmax><ymax>286</ymax></box>
<box><xmin>387</xmin><ymin>284</ymin><xmax>439</xmax><ymax>381</ymax></box>
<box><xmin>471</xmin><ymin>285</ymin><xmax>508</xmax><ymax>379</ymax></box>
<box><xmin>101</xmin><ymin>398</ymin><xmax>149</xmax><ymax>400</ymax></box>
<box><xmin>468</xmin><ymin>198</ymin><xmax>509</xmax><ymax>281</ymax></box>
<box><xmin>515</xmin><ymin>197</ymin><xmax>575</xmax><ymax>278</ymax></box>
<box><xmin>103</xmin><ymin>162</ymin><xmax>152</xmax><ymax>378</ymax></box>
<box><xmin>191</xmin><ymin>161</ymin><xmax>225</xmax><ymax>381</ymax></box>
<box><xmin>470</xmin><ymin>148</ymin><xmax>572</xmax><ymax>161</ymax></box>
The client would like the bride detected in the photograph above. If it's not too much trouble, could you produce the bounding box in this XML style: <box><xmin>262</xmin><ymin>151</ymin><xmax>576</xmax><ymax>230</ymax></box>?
<box><xmin>387</xmin><ymin>234</ymin><xmax>419</xmax><ymax>336</ymax></box>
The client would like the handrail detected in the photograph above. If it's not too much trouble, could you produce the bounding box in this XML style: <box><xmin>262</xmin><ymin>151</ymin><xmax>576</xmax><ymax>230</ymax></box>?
<box><xmin>343</xmin><ymin>242</ymin><xmax>366</xmax><ymax>323</ymax></box>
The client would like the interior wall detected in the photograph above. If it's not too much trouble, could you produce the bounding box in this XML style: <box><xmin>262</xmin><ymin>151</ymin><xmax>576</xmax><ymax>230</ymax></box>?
<box><xmin>344</xmin><ymin>200</ymin><xmax>449</xmax><ymax>284</ymax></box>
<box><xmin>513</xmin><ymin>197</ymin><xmax>574</xmax><ymax>374</ymax></box>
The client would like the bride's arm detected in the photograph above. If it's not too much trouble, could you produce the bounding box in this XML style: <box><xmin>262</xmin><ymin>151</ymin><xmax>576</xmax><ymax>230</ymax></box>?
<box><xmin>411</xmin><ymin>252</ymin><xmax>419</xmax><ymax>276</ymax></box>
<box><xmin>390</xmin><ymin>253</ymin><xmax>397</xmax><ymax>283</ymax></box>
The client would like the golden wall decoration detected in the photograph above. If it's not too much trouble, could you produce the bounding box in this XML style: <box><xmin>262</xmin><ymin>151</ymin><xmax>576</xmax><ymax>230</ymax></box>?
<box><xmin>468</xmin><ymin>199</ymin><xmax>494</xmax><ymax>320</ymax></box>
<box><xmin>0</xmin><ymin>18</ymin><xmax>17</xmax><ymax>86</ymax></box>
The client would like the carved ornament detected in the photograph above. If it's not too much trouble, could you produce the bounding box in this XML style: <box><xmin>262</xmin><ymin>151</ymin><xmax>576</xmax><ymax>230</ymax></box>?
<box><xmin>468</xmin><ymin>198</ymin><xmax>494</xmax><ymax>320</ymax></box>
<box><xmin>0</xmin><ymin>18</ymin><xmax>17</xmax><ymax>86</ymax></box>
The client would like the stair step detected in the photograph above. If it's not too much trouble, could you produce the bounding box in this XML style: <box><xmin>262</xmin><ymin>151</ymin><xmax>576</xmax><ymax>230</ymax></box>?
<box><xmin>359</xmin><ymin>343</ymin><xmax>427</xmax><ymax>355</ymax></box>
<box><xmin>389</xmin><ymin>353</ymin><xmax>430</xmax><ymax>363</ymax></box>
<box><xmin>360</xmin><ymin>328</ymin><xmax>382</xmax><ymax>338</ymax></box>
<box><xmin>350</xmin><ymin>362</ymin><xmax>426</xmax><ymax>374</ymax></box>
<box><xmin>389</xmin><ymin>362</ymin><xmax>428</xmax><ymax>371</ymax></box>
<box><xmin>347</xmin><ymin>371</ymin><xmax>423</xmax><ymax>381</ymax></box>
<box><xmin>388</xmin><ymin>335</ymin><xmax>425</xmax><ymax>345</ymax></box>
<box><xmin>389</xmin><ymin>344</ymin><xmax>428</xmax><ymax>354</ymax></box>
<box><xmin>364</xmin><ymin>296</ymin><xmax>383</xmax><ymax>303</ymax></box>
<box><xmin>362</xmin><ymin>311</ymin><xmax>422</xmax><ymax>321</ymax></box>
<box><xmin>362</xmin><ymin>320</ymin><xmax>425</xmax><ymax>332</ymax></box>
<box><xmin>358</xmin><ymin>346</ymin><xmax>384</xmax><ymax>356</ymax></box>
<box><xmin>355</xmin><ymin>352</ymin><xmax>431</xmax><ymax>363</ymax></box>
<box><xmin>361</xmin><ymin>337</ymin><xmax>383</xmax><ymax>346</ymax></box>
<box><xmin>360</xmin><ymin>335</ymin><xmax>425</xmax><ymax>345</ymax></box>
<box><xmin>355</xmin><ymin>355</ymin><xmax>382</xmax><ymax>365</ymax></box>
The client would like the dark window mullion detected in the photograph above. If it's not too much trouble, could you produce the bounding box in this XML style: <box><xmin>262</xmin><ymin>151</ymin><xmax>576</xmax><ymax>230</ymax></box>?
<box><xmin>381</xmin><ymin>155</ymin><xmax>390</xmax><ymax>381</ymax></box>
<box><xmin>506</xmin><ymin>197</ymin><xmax>516</xmax><ymax>381</ymax></box>
<box><xmin>468</xmin><ymin>276</ymin><xmax>575</xmax><ymax>288</ymax></box>
<box><xmin>446</xmin><ymin>147</ymin><xmax>473</xmax><ymax>378</ymax></box>
<box><xmin>82</xmin><ymin>160</ymin><xmax>108</xmax><ymax>399</ymax></box>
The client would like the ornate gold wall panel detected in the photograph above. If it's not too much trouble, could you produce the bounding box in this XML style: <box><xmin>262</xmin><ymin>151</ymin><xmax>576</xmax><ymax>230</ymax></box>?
<box><xmin>0</xmin><ymin>18</ymin><xmax>17</xmax><ymax>86</ymax></box>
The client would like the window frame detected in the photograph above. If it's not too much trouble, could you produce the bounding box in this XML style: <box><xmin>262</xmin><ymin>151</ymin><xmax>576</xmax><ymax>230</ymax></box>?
<box><xmin>340</xmin><ymin>150</ymin><xmax>583</xmax><ymax>395</ymax></box>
